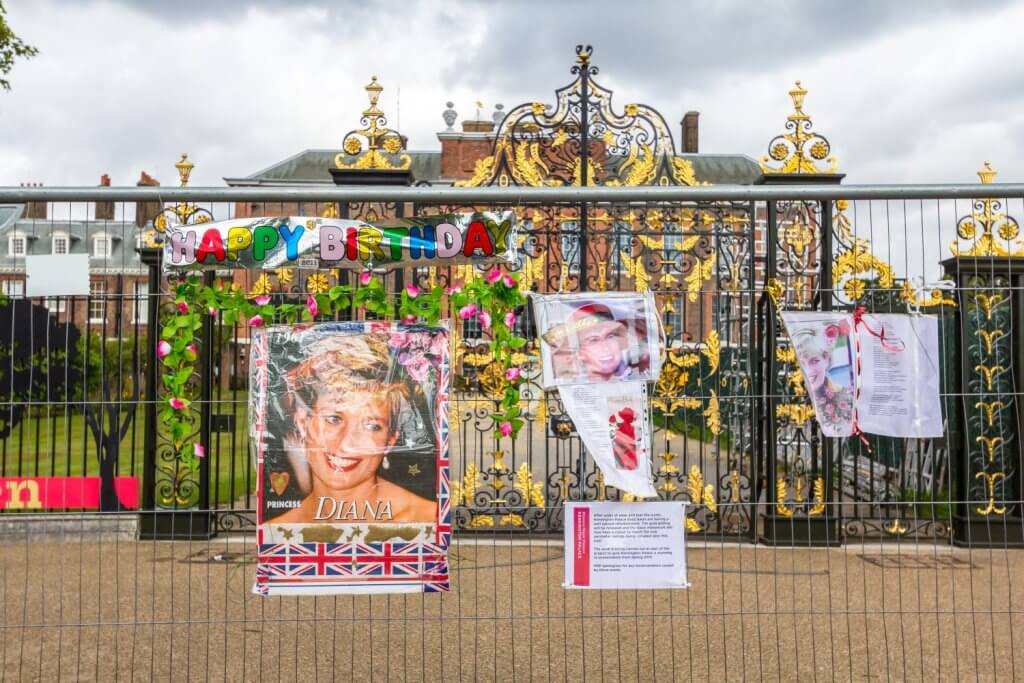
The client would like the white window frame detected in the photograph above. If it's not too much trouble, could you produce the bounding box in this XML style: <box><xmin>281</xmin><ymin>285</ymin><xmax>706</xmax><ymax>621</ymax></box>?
<box><xmin>2</xmin><ymin>280</ymin><xmax>24</xmax><ymax>298</ymax></box>
<box><xmin>133</xmin><ymin>280</ymin><xmax>149</xmax><ymax>323</ymax></box>
<box><xmin>45</xmin><ymin>296</ymin><xmax>67</xmax><ymax>314</ymax></box>
<box><xmin>89</xmin><ymin>280</ymin><xmax>107</xmax><ymax>323</ymax></box>
<box><xmin>51</xmin><ymin>231</ymin><xmax>69</xmax><ymax>255</ymax></box>
<box><xmin>92</xmin><ymin>233</ymin><xmax>112</xmax><ymax>259</ymax></box>
<box><xmin>8</xmin><ymin>232</ymin><xmax>26</xmax><ymax>257</ymax></box>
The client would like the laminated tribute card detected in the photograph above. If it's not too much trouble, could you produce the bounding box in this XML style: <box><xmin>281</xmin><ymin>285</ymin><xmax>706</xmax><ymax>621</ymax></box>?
<box><xmin>781</xmin><ymin>312</ymin><xmax>943</xmax><ymax>439</ymax></box>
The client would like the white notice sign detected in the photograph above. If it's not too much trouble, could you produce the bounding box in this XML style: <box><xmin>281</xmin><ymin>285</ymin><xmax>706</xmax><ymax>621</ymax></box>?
<box><xmin>563</xmin><ymin>501</ymin><xmax>688</xmax><ymax>590</ymax></box>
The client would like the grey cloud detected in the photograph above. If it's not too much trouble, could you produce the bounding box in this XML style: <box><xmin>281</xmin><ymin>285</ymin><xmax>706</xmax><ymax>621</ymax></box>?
<box><xmin>446</xmin><ymin>0</ymin><xmax>1014</xmax><ymax>94</ymax></box>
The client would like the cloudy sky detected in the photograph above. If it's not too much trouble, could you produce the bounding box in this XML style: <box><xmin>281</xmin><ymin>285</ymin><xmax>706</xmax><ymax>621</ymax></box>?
<box><xmin>1</xmin><ymin>0</ymin><xmax>1023</xmax><ymax>189</ymax></box>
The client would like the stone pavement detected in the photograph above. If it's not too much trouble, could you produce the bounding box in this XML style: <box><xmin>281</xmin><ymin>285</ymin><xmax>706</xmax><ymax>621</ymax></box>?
<box><xmin>3</xmin><ymin>533</ymin><xmax>1024</xmax><ymax>681</ymax></box>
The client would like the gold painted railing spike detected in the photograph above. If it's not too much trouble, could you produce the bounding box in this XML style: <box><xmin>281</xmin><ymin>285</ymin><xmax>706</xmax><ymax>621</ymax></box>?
<box><xmin>951</xmin><ymin>162</ymin><xmax>1024</xmax><ymax>257</ymax></box>
<box><xmin>759</xmin><ymin>80</ymin><xmax>838</xmax><ymax>174</ymax></box>
<box><xmin>335</xmin><ymin>76</ymin><xmax>412</xmax><ymax>171</ymax></box>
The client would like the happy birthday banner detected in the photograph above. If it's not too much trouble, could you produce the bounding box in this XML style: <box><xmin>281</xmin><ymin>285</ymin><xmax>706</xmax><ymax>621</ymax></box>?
<box><xmin>162</xmin><ymin>211</ymin><xmax>517</xmax><ymax>271</ymax></box>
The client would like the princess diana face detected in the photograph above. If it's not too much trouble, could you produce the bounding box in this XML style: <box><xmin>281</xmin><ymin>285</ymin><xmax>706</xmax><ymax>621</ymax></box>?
<box><xmin>803</xmin><ymin>349</ymin><xmax>830</xmax><ymax>390</ymax></box>
<box><xmin>302</xmin><ymin>390</ymin><xmax>397</xmax><ymax>492</ymax></box>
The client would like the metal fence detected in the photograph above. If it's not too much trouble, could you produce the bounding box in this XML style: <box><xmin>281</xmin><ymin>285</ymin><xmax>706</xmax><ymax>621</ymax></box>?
<box><xmin>1</xmin><ymin>183</ymin><xmax>1023</xmax><ymax>680</ymax></box>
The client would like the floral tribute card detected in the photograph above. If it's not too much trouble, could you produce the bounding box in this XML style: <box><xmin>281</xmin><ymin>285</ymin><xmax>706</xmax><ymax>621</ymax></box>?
<box><xmin>781</xmin><ymin>312</ymin><xmax>943</xmax><ymax>439</ymax></box>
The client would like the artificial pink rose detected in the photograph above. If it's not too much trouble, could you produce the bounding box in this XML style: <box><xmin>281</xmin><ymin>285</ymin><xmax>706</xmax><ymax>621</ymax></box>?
<box><xmin>458</xmin><ymin>304</ymin><xmax>478</xmax><ymax>320</ymax></box>
<box><xmin>169</xmin><ymin>398</ymin><xmax>186</xmax><ymax>410</ymax></box>
<box><xmin>402</xmin><ymin>314</ymin><xmax>418</xmax><ymax>324</ymax></box>
<box><xmin>176</xmin><ymin>301</ymin><xmax>189</xmax><ymax>314</ymax></box>
<box><xmin>360</xmin><ymin>270</ymin><xmax>373</xmax><ymax>286</ymax></box>
<box><xmin>505</xmin><ymin>367</ymin><xmax>521</xmax><ymax>381</ymax></box>
<box><xmin>445</xmin><ymin>285</ymin><xmax>462</xmax><ymax>295</ymax></box>
<box><xmin>247</xmin><ymin>314</ymin><xmax>264</xmax><ymax>327</ymax></box>
<box><xmin>208</xmin><ymin>306</ymin><xmax>217</xmax><ymax>317</ymax></box>
<box><xmin>479</xmin><ymin>311</ymin><xmax>492</xmax><ymax>330</ymax></box>
<box><xmin>486</xmin><ymin>269</ymin><xmax>503</xmax><ymax>284</ymax></box>
<box><xmin>186</xmin><ymin>343</ymin><xmax>197</xmax><ymax>356</ymax></box>
<box><xmin>254</xmin><ymin>294</ymin><xmax>271</xmax><ymax>306</ymax></box>
<box><xmin>306</xmin><ymin>295</ymin><xmax>318</xmax><ymax>318</ymax></box>
<box><xmin>405</xmin><ymin>284</ymin><xmax>420</xmax><ymax>298</ymax></box>
<box><xmin>157</xmin><ymin>340</ymin><xmax>171</xmax><ymax>359</ymax></box>
<box><xmin>504</xmin><ymin>311</ymin><xmax>516</xmax><ymax>328</ymax></box>
<box><xmin>503</xmin><ymin>274</ymin><xmax>516</xmax><ymax>288</ymax></box>
<box><xmin>194</xmin><ymin>443</ymin><xmax>206</xmax><ymax>459</ymax></box>
<box><xmin>499</xmin><ymin>421</ymin><xmax>513</xmax><ymax>437</ymax></box>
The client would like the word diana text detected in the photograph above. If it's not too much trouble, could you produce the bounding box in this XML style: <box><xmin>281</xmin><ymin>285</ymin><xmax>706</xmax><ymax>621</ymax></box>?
<box><xmin>163</xmin><ymin>213</ymin><xmax>516</xmax><ymax>269</ymax></box>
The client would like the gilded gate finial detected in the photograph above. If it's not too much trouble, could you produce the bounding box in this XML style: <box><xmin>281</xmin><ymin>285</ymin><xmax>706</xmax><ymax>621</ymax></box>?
<box><xmin>951</xmin><ymin>162</ymin><xmax>1024</xmax><ymax>257</ymax></box>
<box><xmin>335</xmin><ymin>76</ymin><xmax>412</xmax><ymax>171</ymax></box>
<box><xmin>759</xmin><ymin>80</ymin><xmax>838</xmax><ymax>174</ymax></box>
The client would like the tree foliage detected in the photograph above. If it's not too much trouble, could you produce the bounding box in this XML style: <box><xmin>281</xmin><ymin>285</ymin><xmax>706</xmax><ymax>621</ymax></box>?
<box><xmin>0</xmin><ymin>0</ymin><xmax>38</xmax><ymax>91</ymax></box>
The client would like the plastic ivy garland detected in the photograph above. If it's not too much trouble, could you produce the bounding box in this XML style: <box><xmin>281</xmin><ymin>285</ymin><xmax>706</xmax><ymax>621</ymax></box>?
<box><xmin>159</xmin><ymin>269</ymin><xmax>528</xmax><ymax>468</ymax></box>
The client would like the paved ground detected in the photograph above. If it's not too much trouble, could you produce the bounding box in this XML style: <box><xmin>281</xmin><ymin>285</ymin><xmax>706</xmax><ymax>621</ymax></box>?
<box><xmin>3</xmin><ymin>533</ymin><xmax>1024</xmax><ymax>682</ymax></box>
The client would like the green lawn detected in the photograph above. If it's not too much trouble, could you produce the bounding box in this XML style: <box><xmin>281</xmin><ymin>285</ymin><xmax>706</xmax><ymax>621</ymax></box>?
<box><xmin>0</xmin><ymin>399</ymin><xmax>254</xmax><ymax>507</ymax></box>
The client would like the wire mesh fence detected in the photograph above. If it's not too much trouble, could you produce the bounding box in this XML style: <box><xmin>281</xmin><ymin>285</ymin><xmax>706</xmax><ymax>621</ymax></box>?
<box><xmin>4</xmin><ymin>503</ymin><xmax>1024</xmax><ymax>681</ymax></box>
<box><xmin>0</xmin><ymin>185</ymin><xmax>1022</xmax><ymax>680</ymax></box>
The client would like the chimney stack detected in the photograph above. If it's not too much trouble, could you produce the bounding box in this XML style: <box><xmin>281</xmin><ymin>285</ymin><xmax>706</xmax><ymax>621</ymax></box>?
<box><xmin>680</xmin><ymin>111</ymin><xmax>699</xmax><ymax>153</ymax></box>
<box><xmin>95</xmin><ymin>174</ymin><xmax>114</xmax><ymax>220</ymax></box>
<box><xmin>135</xmin><ymin>171</ymin><xmax>161</xmax><ymax>228</ymax></box>
<box><xmin>21</xmin><ymin>182</ymin><xmax>47</xmax><ymax>219</ymax></box>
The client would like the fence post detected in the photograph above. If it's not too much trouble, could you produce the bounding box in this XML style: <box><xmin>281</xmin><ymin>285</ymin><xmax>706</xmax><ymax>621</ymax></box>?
<box><xmin>139</xmin><ymin>246</ymin><xmax>160</xmax><ymax>514</ymax></box>
<box><xmin>759</xmin><ymin>173</ymin><xmax>844</xmax><ymax>546</ymax></box>
<box><xmin>944</xmin><ymin>255</ymin><xmax>1024</xmax><ymax>547</ymax></box>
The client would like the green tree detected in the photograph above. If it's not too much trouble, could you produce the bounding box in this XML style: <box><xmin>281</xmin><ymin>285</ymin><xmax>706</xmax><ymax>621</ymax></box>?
<box><xmin>0</xmin><ymin>0</ymin><xmax>38</xmax><ymax>91</ymax></box>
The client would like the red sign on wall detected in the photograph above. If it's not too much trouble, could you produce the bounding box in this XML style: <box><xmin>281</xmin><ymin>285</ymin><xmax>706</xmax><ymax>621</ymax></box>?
<box><xmin>0</xmin><ymin>477</ymin><xmax>140</xmax><ymax>510</ymax></box>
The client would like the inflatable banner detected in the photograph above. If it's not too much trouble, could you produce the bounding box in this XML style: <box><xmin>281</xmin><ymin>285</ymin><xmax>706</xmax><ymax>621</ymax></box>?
<box><xmin>163</xmin><ymin>212</ymin><xmax>516</xmax><ymax>272</ymax></box>
<box><xmin>250</xmin><ymin>321</ymin><xmax>451</xmax><ymax>595</ymax></box>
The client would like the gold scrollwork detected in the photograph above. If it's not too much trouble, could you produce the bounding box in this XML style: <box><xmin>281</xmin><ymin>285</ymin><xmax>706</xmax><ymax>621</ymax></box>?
<box><xmin>703</xmin><ymin>391</ymin><xmax>721</xmax><ymax>436</ymax></box>
<box><xmin>513</xmin><ymin>463</ymin><xmax>545</xmax><ymax>507</ymax></box>
<box><xmin>335</xmin><ymin>77</ymin><xmax>412</xmax><ymax>172</ymax></box>
<box><xmin>975</xmin><ymin>471</ymin><xmax>1007</xmax><ymax>516</ymax></box>
<box><xmin>951</xmin><ymin>162</ymin><xmax>1024</xmax><ymax>258</ymax></box>
<box><xmin>776</xmin><ymin>477</ymin><xmax>825</xmax><ymax>517</ymax></box>
<box><xmin>976</xmin><ymin>436</ymin><xmax>1004</xmax><ymax>464</ymax></box>
<box><xmin>658</xmin><ymin>452</ymin><xmax>679</xmax><ymax>474</ymax></box>
<box><xmin>685</xmin><ymin>466</ymin><xmax>718</xmax><ymax>533</ymax></box>
<box><xmin>776</xmin><ymin>403</ymin><xmax>815</xmax><ymax>425</ymax></box>
<box><xmin>974</xmin><ymin>364</ymin><xmax>1005</xmax><ymax>391</ymax></box>
<box><xmin>450</xmin><ymin>463</ymin><xmax>481</xmax><ymax>507</ymax></box>
<box><xmin>468</xmin><ymin>515</ymin><xmax>496</xmax><ymax>528</ymax></box>
<box><xmin>975</xmin><ymin>400</ymin><xmax>1006</xmax><ymax>428</ymax></box>
<box><xmin>765</xmin><ymin>278</ymin><xmax>785</xmax><ymax>308</ymax></box>
<box><xmin>976</xmin><ymin>329</ymin><xmax>1005</xmax><ymax>356</ymax></box>
<box><xmin>759</xmin><ymin>81</ymin><xmax>838</xmax><ymax>174</ymax></box>
<box><xmin>974</xmin><ymin>292</ymin><xmax>1005</xmax><ymax>321</ymax></box>
<box><xmin>702</xmin><ymin>330</ymin><xmax>720</xmax><ymax>375</ymax></box>
<box><xmin>884</xmin><ymin>518</ymin><xmax>909</xmax><ymax>535</ymax></box>
<box><xmin>899</xmin><ymin>280</ymin><xmax>957</xmax><ymax>309</ymax></box>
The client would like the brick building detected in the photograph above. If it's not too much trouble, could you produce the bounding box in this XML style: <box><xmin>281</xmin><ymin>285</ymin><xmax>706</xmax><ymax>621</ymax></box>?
<box><xmin>0</xmin><ymin>173</ymin><xmax>163</xmax><ymax>338</ymax></box>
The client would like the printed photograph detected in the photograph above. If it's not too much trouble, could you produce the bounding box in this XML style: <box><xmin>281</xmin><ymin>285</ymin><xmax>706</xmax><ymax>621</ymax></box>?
<box><xmin>252</xmin><ymin>323</ymin><xmax>446</xmax><ymax>525</ymax></box>
<box><xmin>533</xmin><ymin>294</ymin><xmax>660</xmax><ymax>387</ymax></box>
<box><xmin>786</xmin><ymin>315</ymin><xmax>855</xmax><ymax>437</ymax></box>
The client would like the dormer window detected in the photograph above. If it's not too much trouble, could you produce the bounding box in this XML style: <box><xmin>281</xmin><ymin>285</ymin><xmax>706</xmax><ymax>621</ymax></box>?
<box><xmin>52</xmin><ymin>231</ymin><xmax>69</xmax><ymax>255</ymax></box>
<box><xmin>92</xmin><ymin>233</ymin><xmax>112</xmax><ymax>258</ymax></box>
<box><xmin>8</xmin><ymin>232</ymin><xmax>26</xmax><ymax>257</ymax></box>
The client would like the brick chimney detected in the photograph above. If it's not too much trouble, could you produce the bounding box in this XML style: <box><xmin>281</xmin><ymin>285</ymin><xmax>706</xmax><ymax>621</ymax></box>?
<box><xmin>95</xmin><ymin>174</ymin><xmax>114</xmax><ymax>220</ymax></box>
<box><xmin>135</xmin><ymin>171</ymin><xmax>160</xmax><ymax>228</ymax></box>
<box><xmin>680</xmin><ymin>111</ymin><xmax>699</xmax><ymax>153</ymax></box>
<box><xmin>21</xmin><ymin>182</ymin><xmax>47</xmax><ymax>219</ymax></box>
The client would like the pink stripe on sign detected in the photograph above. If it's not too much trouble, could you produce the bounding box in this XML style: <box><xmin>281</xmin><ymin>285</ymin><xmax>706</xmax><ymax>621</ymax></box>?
<box><xmin>573</xmin><ymin>506</ymin><xmax>590</xmax><ymax>586</ymax></box>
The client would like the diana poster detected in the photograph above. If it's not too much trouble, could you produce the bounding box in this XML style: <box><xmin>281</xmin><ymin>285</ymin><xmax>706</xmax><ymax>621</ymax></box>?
<box><xmin>250</xmin><ymin>321</ymin><xmax>450</xmax><ymax>595</ymax></box>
